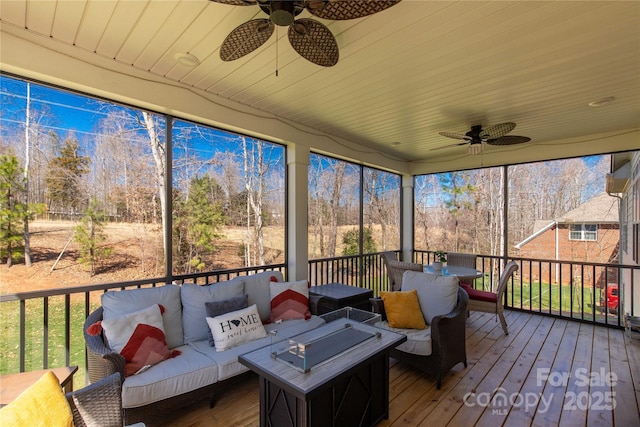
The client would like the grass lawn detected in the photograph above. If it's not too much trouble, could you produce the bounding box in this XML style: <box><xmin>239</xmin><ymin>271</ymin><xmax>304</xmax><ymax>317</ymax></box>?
<box><xmin>0</xmin><ymin>297</ymin><xmax>99</xmax><ymax>386</ymax></box>
<box><xmin>506</xmin><ymin>280</ymin><xmax>615</xmax><ymax>322</ymax></box>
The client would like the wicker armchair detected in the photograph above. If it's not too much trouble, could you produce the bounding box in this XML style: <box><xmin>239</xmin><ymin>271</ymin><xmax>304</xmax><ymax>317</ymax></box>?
<box><xmin>446</xmin><ymin>252</ymin><xmax>477</xmax><ymax>286</ymax></box>
<box><xmin>370</xmin><ymin>287</ymin><xmax>468</xmax><ymax>389</ymax></box>
<box><xmin>65</xmin><ymin>373</ymin><xmax>124</xmax><ymax>427</ymax></box>
<box><xmin>446</xmin><ymin>252</ymin><xmax>477</xmax><ymax>269</ymax></box>
<box><xmin>381</xmin><ymin>251</ymin><xmax>423</xmax><ymax>291</ymax></box>
<box><xmin>464</xmin><ymin>261</ymin><xmax>518</xmax><ymax>335</ymax></box>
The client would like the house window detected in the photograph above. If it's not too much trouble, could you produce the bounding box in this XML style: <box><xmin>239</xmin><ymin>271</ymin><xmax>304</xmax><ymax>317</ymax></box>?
<box><xmin>569</xmin><ymin>224</ymin><xmax>597</xmax><ymax>241</ymax></box>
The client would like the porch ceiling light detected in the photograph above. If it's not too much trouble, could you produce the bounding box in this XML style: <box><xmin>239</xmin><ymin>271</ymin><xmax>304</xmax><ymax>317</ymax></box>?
<box><xmin>174</xmin><ymin>52</ymin><xmax>200</xmax><ymax>67</ymax></box>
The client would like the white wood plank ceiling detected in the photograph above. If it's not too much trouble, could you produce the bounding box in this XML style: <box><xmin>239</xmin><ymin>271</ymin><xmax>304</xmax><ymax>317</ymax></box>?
<box><xmin>1</xmin><ymin>0</ymin><xmax>638</xmax><ymax>168</ymax></box>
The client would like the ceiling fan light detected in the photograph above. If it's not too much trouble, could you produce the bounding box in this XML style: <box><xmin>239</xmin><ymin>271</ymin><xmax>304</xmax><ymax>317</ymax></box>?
<box><xmin>467</xmin><ymin>144</ymin><xmax>484</xmax><ymax>155</ymax></box>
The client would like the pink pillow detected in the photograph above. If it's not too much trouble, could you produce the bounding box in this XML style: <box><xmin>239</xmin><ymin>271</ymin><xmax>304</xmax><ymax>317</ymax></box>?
<box><xmin>269</xmin><ymin>280</ymin><xmax>311</xmax><ymax>323</ymax></box>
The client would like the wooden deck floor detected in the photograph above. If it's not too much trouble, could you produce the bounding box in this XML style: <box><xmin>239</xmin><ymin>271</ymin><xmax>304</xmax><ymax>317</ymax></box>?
<box><xmin>165</xmin><ymin>310</ymin><xmax>640</xmax><ymax>426</ymax></box>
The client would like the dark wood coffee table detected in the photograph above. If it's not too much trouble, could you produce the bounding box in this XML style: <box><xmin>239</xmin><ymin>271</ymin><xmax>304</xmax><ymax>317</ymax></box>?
<box><xmin>308</xmin><ymin>283</ymin><xmax>373</xmax><ymax>314</ymax></box>
<box><xmin>239</xmin><ymin>318</ymin><xmax>405</xmax><ymax>427</ymax></box>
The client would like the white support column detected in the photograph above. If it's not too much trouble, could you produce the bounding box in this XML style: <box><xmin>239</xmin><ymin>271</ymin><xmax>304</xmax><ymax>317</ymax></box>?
<box><xmin>402</xmin><ymin>174</ymin><xmax>414</xmax><ymax>262</ymax></box>
<box><xmin>287</xmin><ymin>144</ymin><xmax>310</xmax><ymax>281</ymax></box>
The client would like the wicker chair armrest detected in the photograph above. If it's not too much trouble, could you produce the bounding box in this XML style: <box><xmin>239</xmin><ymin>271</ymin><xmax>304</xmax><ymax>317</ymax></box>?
<box><xmin>369</xmin><ymin>297</ymin><xmax>387</xmax><ymax>320</ymax></box>
<box><xmin>84</xmin><ymin>307</ymin><xmax>126</xmax><ymax>383</ymax></box>
<box><xmin>309</xmin><ymin>294</ymin><xmax>325</xmax><ymax>316</ymax></box>
<box><xmin>66</xmin><ymin>373</ymin><xmax>123</xmax><ymax>427</ymax></box>
<box><xmin>430</xmin><ymin>288</ymin><xmax>469</xmax><ymax>353</ymax></box>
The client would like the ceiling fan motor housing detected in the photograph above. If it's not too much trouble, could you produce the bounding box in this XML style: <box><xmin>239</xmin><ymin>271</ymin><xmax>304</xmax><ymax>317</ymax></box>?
<box><xmin>260</xmin><ymin>1</ymin><xmax>304</xmax><ymax>26</ymax></box>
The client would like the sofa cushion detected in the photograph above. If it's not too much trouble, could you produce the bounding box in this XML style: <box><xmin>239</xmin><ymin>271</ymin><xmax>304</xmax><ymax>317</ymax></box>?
<box><xmin>121</xmin><ymin>344</ymin><xmax>218</xmax><ymax>409</ymax></box>
<box><xmin>380</xmin><ymin>290</ymin><xmax>427</xmax><ymax>329</ymax></box>
<box><xmin>205</xmin><ymin>294</ymin><xmax>249</xmax><ymax>346</ymax></box>
<box><xmin>102</xmin><ymin>284</ymin><xmax>183</xmax><ymax>349</ymax></box>
<box><xmin>190</xmin><ymin>315</ymin><xmax>326</xmax><ymax>381</ymax></box>
<box><xmin>380</xmin><ymin>320</ymin><xmax>432</xmax><ymax>356</ymax></box>
<box><xmin>243</xmin><ymin>271</ymin><xmax>284</xmax><ymax>322</ymax></box>
<box><xmin>181</xmin><ymin>279</ymin><xmax>245</xmax><ymax>343</ymax></box>
<box><xmin>402</xmin><ymin>271</ymin><xmax>459</xmax><ymax>324</ymax></box>
<box><xmin>269</xmin><ymin>279</ymin><xmax>311</xmax><ymax>323</ymax></box>
<box><xmin>100</xmin><ymin>304</ymin><xmax>180</xmax><ymax>377</ymax></box>
<box><xmin>206</xmin><ymin>304</ymin><xmax>267</xmax><ymax>351</ymax></box>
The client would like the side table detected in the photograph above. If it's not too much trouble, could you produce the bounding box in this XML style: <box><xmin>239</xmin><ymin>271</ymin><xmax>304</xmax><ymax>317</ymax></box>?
<box><xmin>0</xmin><ymin>366</ymin><xmax>78</xmax><ymax>406</ymax></box>
<box><xmin>308</xmin><ymin>283</ymin><xmax>373</xmax><ymax>314</ymax></box>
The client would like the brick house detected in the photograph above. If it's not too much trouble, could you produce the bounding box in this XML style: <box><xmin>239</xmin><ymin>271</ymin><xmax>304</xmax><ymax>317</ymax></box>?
<box><xmin>515</xmin><ymin>192</ymin><xmax>619</xmax><ymax>286</ymax></box>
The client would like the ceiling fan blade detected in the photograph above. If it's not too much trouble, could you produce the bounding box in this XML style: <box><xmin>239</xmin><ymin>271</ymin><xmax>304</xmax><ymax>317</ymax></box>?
<box><xmin>209</xmin><ymin>0</ymin><xmax>257</xmax><ymax>5</ymax></box>
<box><xmin>480</xmin><ymin>122</ymin><xmax>516</xmax><ymax>139</ymax></box>
<box><xmin>288</xmin><ymin>19</ymin><xmax>338</xmax><ymax>67</ymax></box>
<box><xmin>220</xmin><ymin>19</ymin><xmax>274</xmax><ymax>61</ymax></box>
<box><xmin>306</xmin><ymin>0</ymin><xmax>401</xmax><ymax>20</ymax></box>
<box><xmin>439</xmin><ymin>131</ymin><xmax>471</xmax><ymax>141</ymax></box>
<box><xmin>486</xmin><ymin>135</ymin><xmax>531</xmax><ymax>146</ymax></box>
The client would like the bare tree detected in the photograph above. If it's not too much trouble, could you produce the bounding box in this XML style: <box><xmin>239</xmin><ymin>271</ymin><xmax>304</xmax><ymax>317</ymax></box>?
<box><xmin>364</xmin><ymin>169</ymin><xmax>400</xmax><ymax>251</ymax></box>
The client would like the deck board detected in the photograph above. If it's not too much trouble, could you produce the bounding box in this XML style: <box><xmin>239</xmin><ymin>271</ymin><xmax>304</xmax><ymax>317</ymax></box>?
<box><xmin>165</xmin><ymin>311</ymin><xmax>640</xmax><ymax>427</ymax></box>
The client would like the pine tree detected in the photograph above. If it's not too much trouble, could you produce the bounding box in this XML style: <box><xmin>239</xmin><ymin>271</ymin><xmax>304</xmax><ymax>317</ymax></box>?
<box><xmin>0</xmin><ymin>154</ymin><xmax>26</xmax><ymax>266</ymax></box>
<box><xmin>74</xmin><ymin>199</ymin><xmax>111</xmax><ymax>276</ymax></box>
<box><xmin>173</xmin><ymin>175</ymin><xmax>226</xmax><ymax>272</ymax></box>
<box><xmin>45</xmin><ymin>137</ymin><xmax>89</xmax><ymax>213</ymax></box>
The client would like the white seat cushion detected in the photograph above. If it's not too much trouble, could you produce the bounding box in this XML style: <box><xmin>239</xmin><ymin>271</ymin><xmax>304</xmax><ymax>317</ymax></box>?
<box><xmin>190</xmin><ymin>316</ymin><xmax>325</xmax><ymax>381</ymax></box>
<box><xmin>380</xmin><ymin>320</ymin><xmax>432</xmax><ymax>356</ymax></box>
<box><xmin>121</xmin><ymin>344</ymin><xmax>218</xmax><ymax>408</ymax></box>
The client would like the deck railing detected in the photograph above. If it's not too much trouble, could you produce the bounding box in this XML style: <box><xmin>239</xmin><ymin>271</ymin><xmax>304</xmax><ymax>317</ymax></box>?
<box><xmin>0</xmin><ymin>265</ymin><xmax>285</xmax><ymax>384</ymax></box>
<box><xmin>1</xmin><ymin>254</ymin><xmax>638</xmax><ymax>384</ymax></box>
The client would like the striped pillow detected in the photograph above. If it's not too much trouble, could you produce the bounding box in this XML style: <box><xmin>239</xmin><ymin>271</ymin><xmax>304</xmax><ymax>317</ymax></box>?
<box><xmin>269</xmin><ymin>280</ymin><xmax>311</xmax><ymax>323</ymax></box>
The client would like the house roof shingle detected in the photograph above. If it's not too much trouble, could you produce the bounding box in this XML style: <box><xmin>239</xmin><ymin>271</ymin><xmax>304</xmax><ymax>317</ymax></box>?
<box><xmin>557</xmin><ymin>192</ymin><xmax>619</xmax><ymax>223</ymax></box>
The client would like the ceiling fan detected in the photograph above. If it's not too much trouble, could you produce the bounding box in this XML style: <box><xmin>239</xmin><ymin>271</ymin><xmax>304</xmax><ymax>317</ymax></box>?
<box><xmin>437</xmin><ymin>122</ymin><xmax>531</xmax><ymax>155</ymax></box>
<box><xmin>211</xmin><ymin>0</ymin><xmax>401</xmax><ymax>67</ymax></box>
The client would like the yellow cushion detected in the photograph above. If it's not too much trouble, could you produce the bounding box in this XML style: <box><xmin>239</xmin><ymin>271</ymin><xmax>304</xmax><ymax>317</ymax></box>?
<box><xmin>380</xmin><ymin>289</ymin><xmax>427</xmax><ymax>329</ymax></box>
<box><xmin>0</xmin><ymin>371</ymin><xmax>74</xmax><ymax>427</ymax></box>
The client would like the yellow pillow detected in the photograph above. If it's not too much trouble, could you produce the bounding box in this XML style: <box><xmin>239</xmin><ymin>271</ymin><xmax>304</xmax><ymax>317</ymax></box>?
<box><xmin>380</xmin><ymin>289</ymin><xmax>427</xmax><ymax>329</ymax></box>
<box><xmin>0</xmin><ymin>371</ymin><xmax>74</xmax><ymax>427</ymax></box>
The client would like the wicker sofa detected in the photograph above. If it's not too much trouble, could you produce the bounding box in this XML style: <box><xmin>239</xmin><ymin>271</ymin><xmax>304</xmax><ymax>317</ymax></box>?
<box><xmin>84</xmin><ymin>271</ymin><xmax>325</xmax><ymax>426</ymax></box>
<box><xmin>370</xmin><ymin>271</ymin><xmax>468</xmax><ymax>389</ymax></box>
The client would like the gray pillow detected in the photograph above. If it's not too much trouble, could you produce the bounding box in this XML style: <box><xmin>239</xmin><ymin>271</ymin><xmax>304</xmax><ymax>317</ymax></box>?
<box><xmin>205</xmin><ymin>294</ymin><xmax>249</xmax><ymax>346</ymax></box>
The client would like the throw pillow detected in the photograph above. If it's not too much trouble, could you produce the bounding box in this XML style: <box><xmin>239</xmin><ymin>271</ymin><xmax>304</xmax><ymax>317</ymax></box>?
<box><xmin>98</xmin><ymin>304</ymin><xmax>181</xmax><ymax>376</ymax></box>
<box><xmin>180</xmin><ymin>278</ymin><xmax>245</xmax><ymax>343</ymax></box>
<box><xmin>206</xmin><ymin>304</ymin><xmax>267</xmax><ymax>352</ymax></box>
<box><xmin>402</xmin><ymin>270</ymin><xmax>459</xmax><ymax>324</ymax></box>
<box><xmin>380</xmin><ymin>290</ymin><xmax>427</xmax><ymax>329</ymax></box>
<box><xmin>0</xmin><ymin>371</ymin><xmax>74</xmax><ymax>427</ymax></box>
<box><xmin>269</xmin><ymin>279</ymin><xmax>311</xmax><ymax>323</ymax></box>
<box><xmin>205</xmin><ymin>294</ymin><xmax>249</xmax><ymax>346</ymax></box>
<box><xmin>101</xmin><ymin>284</ymin><xmax>183</xmax><ymax>349</ymax></box>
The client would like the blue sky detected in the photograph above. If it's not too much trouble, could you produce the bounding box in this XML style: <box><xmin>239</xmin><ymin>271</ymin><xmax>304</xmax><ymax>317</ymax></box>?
<box><xmin>0</xmin><ymin>74</ymin><xmax>284</xmax><ymax>166</ymax></box>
